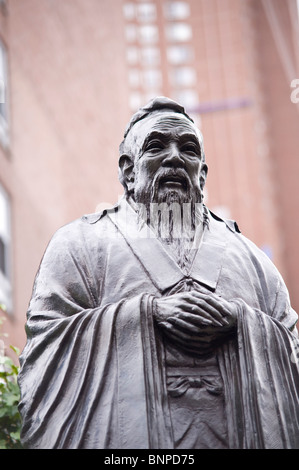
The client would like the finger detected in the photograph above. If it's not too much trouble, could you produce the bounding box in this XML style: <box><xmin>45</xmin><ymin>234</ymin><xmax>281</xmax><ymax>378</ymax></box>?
<box><xmin>171</xmin><ymin>292</ymin><xmax>230</xmax><ymax>321</ymax></box>
<box><xmin>160</xmin><ymin>321</ymin><xmax>215</xmax><ymax>345</ymax></box>
<box><xmin>163</xmin><ymin>323</ymin><xmax>217</xmax><ymax>352</ymax></box>
<box><xmin>177</xmin><ymin>311</ymin><xmax>225</xmax><ymax>328</ymax></box>
<box><xmin>167</xmin><ymin>315</ymin><xmax>213</xmax><ymax>332</ymax></box>
<box><xmin>191</xmin><ymin>292</ymin><xmax>232</xmax><ymax>317</ymax></box>
<box><xmin>187</xmin><ymin>295</ymin><xmax>231</xmax><ymax>323</ymax></box>
<box><xmin>179</xmin><ymin>303</ymin><xmax>229</xmax><ymax>326</ymax></box>
<box><xmin>176</xmin><ymin>310</ymin><xmax>224</xmax><ymax>327</ymax></box>
<box><xmin>160</xmin><ymin>321</ymin><xmax>202</xmax><ymax>340</ymax></box>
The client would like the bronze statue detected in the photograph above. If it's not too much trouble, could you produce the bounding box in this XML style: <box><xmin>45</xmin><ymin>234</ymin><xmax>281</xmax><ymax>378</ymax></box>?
<box><xmin>18</xmin><ymin>97</ymin><xmax>299</xmax><ymax>449</ymax></box>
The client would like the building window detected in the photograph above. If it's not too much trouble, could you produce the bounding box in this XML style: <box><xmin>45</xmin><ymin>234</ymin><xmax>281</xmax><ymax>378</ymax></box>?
<box><xmin>173</xmin><ymin>89</ymin><xmax>198</xmax><ymax>108</ymax></box>
<box><xmin>144</xmin><ymin>90</ymin><xmax>162</xmax><ymax>102</ymax></box>
<box><xmin>143</xmin><ymin>69</ymin><xmax>162</xmax><ymax>88</ymax></box>
<box><xmin>170</xmin><ymin>66</ymin><xmax>196</xmax><ymax>87</ymax></box>
<box><xmin>129</xmin><ymin>91</ymin><xmax>143</xmax><ymax>111</ymax></box>
<box><xmin>0</xmin><ymin>183</ymin><xmax>12</xmax><ymax>313</ymax></box>
<box><xmin>137</xmin><ymin>3</ymin><xmax>157</xmax><ymax>23</ymax></box>
<box><xmin>0</xmin><ymin>236</ymin><xmax>5</xmax><ymax>274</ymax></box>
<box><xmin>0</xmin><ymin>39</ymin><xmax>8</xmax><ymax>148</ymax></box>
<box><xmin>139</xmin><ymin>24</ymin><xmax>159</xmax><ymax>43</ymax></box>
<box><xmin>164</xmin><ymin>2</ymin><xmax>190</xmax><ymax>20</ymax></box>
<box><xmin>126</xmin><ymin>46</ymin><xmax>139</xmax><ymax>65</ymax></box>
<box><xmin>140</xmin><ymin>47</ymin><xmax>160</xmax><ymax>66</ymax></box>
<box><xmin>125</xmin><ymin>24</ymin><xmax>138</xmax><ymax>43</ymax></box>
<box><xmin>123</xmin><ymin>3</ymin><xmax>136</xmax><ymax>21</ymax></box>
<box><xmin>167</xmin><ymin>45</ymin><xmax>194</xmax><ymax>64</ymax></box>
<box><xmin>128</xmin><ymin>69</ymin><xmax>141</xmax><ymax>88</ymax></box>
<box><xmin>124</xmin><ymin>1</ymin><xmax>162</xmax><ymax>110</ymax></box>
<box><xmin>123</xmin><ymin>2</ymin><xmax>157</xmax><ymax>23</ymax></box>
<box><xmin>166</xmin><ymin>23</ymin><xmax>192</xmax><ymax>42</ymax></box>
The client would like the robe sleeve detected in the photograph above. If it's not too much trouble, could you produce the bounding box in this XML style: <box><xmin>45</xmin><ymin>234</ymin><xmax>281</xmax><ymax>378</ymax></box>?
<box><xmin>18</xmin><ymin>222</ymin><xmax>172</xmax><ymax>449</ymax></box>
<box><xmin>219</xmin><ymin>275</ymin><xmax>299</xmax><ymax>449</ymax></box>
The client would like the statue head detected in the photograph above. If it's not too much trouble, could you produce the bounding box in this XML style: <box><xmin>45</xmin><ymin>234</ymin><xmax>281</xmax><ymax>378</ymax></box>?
<box><xmin>119</xmin><ymin>96</ymin><xmax>208</xmax><ymax>206</ymax></box>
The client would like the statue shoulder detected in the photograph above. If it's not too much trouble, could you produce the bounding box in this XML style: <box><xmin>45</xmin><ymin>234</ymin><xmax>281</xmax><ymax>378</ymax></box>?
<box><xmin>208</xmin><ymin>208</ymin><xmax>241</xmax><ymax>234</ymax></box>
<box><xmin>45</xmin><ymin>202</ymin><xmax>120</xmax><ymax>256</ymax></box>
<box><xmin>81</xmin><ymin>203</ymin><xmax>119</xmax><ymax>225</ymax></box>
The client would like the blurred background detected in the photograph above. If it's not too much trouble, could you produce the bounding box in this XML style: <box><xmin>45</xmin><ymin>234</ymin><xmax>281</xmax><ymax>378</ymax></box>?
<box><xmin>0</xmin><ymin>0</ymin><xmax>299</xmax><ymax>351</ymax></box>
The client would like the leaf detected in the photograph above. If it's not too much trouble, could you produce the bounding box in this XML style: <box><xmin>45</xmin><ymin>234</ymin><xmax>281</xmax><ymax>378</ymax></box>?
<box><xmin>0</xmin><ymin>371</ymin><xmax>9</xmax><ymax>380</ymax></box>
<box><xmin>5</xmin><ymin>394</ymin><xmax>18</xmax><ymax>407</ymax></box>
<box><xmin>10</xmin><ymin>345</ymin><xmax>20</xmax><ymax>357</ymax></box>
<box><xmin>0</xmin><ymin>356</ymin><xmax>14</xmax><ymax>367</ymax></box>
<box><xmin>10</xmin><ymin>365</ymin><xmax>19</xmax><ymax>376</ymax></box>
<box><xmin>0</xmin><ymin>319</ymin><xmax>22</xmax><ymax>448</ymax></box>
<box><xmin>0</xmin><ymin>439</ymin><xmax>7</xmax><ymax>449</ymax></box>
<box><xmin>0</xmin><ymin>407</ymin><xmax>8</xmax><ymax>418</ymax></box>
<box><xmin>10</xmin><ymin>430</ymin><xmax>20</xmax><ymax>441</ymax></box>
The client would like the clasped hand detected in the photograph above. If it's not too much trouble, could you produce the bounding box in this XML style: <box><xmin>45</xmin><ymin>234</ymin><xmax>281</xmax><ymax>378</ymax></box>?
<box><xmin>153</xmin><ymin>290</ymin><xmax>238</xmax><ymax>354</ymax></box>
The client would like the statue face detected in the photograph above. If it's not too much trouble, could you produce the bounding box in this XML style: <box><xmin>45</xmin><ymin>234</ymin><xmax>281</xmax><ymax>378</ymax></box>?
<box><xmin>131</xmin><ymin>113</ymin><xmax>206</xmax><ymax>205</ymax></box>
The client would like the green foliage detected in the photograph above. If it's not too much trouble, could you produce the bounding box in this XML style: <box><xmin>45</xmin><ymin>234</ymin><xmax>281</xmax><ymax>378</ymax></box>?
<box><xmin>0</xmin><ymin>316</ymin><xmax>22</xmax><ymax>449</ymax></box>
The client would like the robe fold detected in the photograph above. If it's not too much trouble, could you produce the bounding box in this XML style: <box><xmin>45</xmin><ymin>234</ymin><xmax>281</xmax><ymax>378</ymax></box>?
<box><xmin>18</xmin><ymin>197</ymin><xmax>299</xmax><ymax>448</ymax></box>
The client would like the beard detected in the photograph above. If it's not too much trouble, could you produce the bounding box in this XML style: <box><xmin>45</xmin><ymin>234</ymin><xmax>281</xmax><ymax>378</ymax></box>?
<box><xmin>133</xmin><ymin>168</ymin><xmax>204</xmax><ymax>264</ymax></box>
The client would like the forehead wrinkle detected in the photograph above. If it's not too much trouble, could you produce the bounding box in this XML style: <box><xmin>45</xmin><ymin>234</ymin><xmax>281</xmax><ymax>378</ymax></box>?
<box><xmin>128</xmin><ymin>112</ymin><xmax>204</xmax><ymax>160</ymax></box>
<box><xmin>145</xmin><ymin>129</ymin><xmax>170</xmax><ymax>140</ymax></box>
<box><xmin>152</xmin><ymin>116</ymin><xmax>203</xmax><ymax>145</ymax></box>
<box><xmin>152</xmin><ymin>117</ymin><xmax>196</xmax><ymax>132</ymax></box>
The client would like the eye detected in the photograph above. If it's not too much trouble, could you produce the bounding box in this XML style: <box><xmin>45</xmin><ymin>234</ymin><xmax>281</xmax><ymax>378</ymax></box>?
<box><xmin>145</xmin><ymin>140</ymin><xmax>165</xmax><ymax>153</ymax></box>
<box><xmin>181</xmin><ymin>143</ymin><xmax>199</xmax><ymax>156</ymax></box>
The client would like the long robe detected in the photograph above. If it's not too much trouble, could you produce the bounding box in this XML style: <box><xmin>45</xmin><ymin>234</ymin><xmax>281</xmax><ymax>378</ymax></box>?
<box><xmin>18</xmin><ymin>197</ymin><xmax>299</xmax><ymax>449</ymax></box>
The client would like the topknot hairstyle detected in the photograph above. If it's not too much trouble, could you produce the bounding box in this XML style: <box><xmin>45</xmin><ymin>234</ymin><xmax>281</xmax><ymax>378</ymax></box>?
<box><xmin>123</xmin><ymin>96</ymin><xmax>194</xmax><ymax>139</ymax></box>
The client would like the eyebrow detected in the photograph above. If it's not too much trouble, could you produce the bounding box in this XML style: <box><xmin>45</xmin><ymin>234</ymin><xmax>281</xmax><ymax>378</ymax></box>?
<box><xmin>142</xmin><ymin>130</ymin><xmax>168</xmax><ymax>149</ymax></box>
<box><xmin>142</xmin><ymin>130</ymin><xmax>201</xmax><ymax>152</ymax></box>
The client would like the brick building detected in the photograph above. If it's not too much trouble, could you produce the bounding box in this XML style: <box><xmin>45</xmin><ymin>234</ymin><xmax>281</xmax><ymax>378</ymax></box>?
<box><xmin>0</xmin><ymin>0</ymin><xmax>299</xmax><ymax>351</ymax></box>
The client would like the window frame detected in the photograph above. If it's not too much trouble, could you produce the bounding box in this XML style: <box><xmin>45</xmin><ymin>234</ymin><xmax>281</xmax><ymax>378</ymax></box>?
<box><xmin>0</xmin><ymin>182</ymin><xmax>12</xmax><ymax>314</ymax></box>
<box><xmin>0</xmin><ymin>37</ymin><xmax>9</xmax><ymax>149</ymax></box>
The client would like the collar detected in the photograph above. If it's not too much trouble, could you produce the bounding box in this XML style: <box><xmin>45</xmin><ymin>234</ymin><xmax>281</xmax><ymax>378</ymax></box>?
<box><xmin>107</xmin><ymin>197</ymin><xmax>230</xmax><ymax>293</ymax></box>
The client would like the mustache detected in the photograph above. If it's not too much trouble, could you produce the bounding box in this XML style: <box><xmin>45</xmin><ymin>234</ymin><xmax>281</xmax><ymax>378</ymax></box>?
<box><xmin>152</xmin><ymin>168</ymin><xmax>192</xmax><ymax>192</ymax></box>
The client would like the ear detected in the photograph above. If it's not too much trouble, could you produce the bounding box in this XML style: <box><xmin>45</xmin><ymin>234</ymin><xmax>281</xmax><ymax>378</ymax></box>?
<box><xmin>119</xmin><ymin>154</ymin><xmax>135</xmax><ymax>194</ymax></box>
<box><xmin>199</xmin><ymin>162</ymin><xmax>208</xmax><ymax>191</ymax></box>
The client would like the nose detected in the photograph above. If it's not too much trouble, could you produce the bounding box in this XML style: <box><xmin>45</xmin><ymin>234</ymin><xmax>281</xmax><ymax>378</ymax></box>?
<box><xmin>162</xmin><ymin>143</ymin><xmax>185</xmax><ymax>168</ymax></box>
